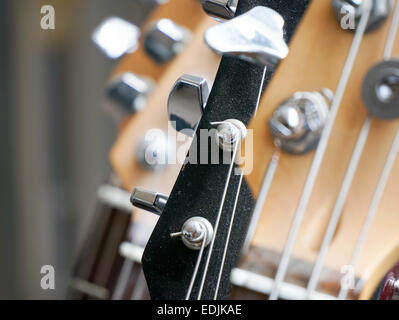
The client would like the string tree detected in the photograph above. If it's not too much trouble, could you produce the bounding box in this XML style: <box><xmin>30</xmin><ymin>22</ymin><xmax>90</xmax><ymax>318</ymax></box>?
<box><xmin>269</xmin><ymin>89</ymin><xmax>332</xmax><ymax>155</ymax></box>
<box><xmin>362</xmin><ymin>59</ymin><xmax>399</xmax><ymax>119</ymax></box>
<box><xmin>332</xmin><ymin>0</ymin><xmax>393</xmax><ymax>32</ymax></box>
<box><xmin>204</xmin><ymin>6</ymin><xmax>288</xmax><ymax>67</ymax></box>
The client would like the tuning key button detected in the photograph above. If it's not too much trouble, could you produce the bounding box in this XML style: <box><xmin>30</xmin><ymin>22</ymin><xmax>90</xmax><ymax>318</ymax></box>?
<box><xmin>204</xmin><ymin>6</ymin><xmax>288</xmax><ymax>67</ymax></box>
<box><xmin>105</xmin><ymin>72</ymin><xmax>153</xmax><ymax>116</ymax></box>
<box><xmin>168</xmin><ymin>74</ymin><xmax>210</xmax><ymax>136</ymax></box>
<box><xmin>363</xmin><ymin>59</ymin><xmax>399</xmax><ymax>119</ymax></box>
<box><xmin>92</xmin><ymin>17</ymin><xmax>140</xmax><ymax>59</ymax></box>
<box><xmin>269</xmin><ymin>90</ymin><xmax>332</xmax><ymax>154</ymax></box>
<box><xmin>202</xmin><ymin>0</ymin><xmax>238</xmax><ymax>21</ymax></box>
<box><xmin>332</xmin><ymin>0</ymin><xmax>393</xmax><ymax>32</ymax></box>
<box><xmin>136</xmin><ymin>130</ymin><xmax>172</xmax><ymax>171</ymax></box>
<box><xmin>130</xmin><ymin>187</ymin><xmax>169</xmax><ymax>215</ymax></box>
<box><xmin>144</xmin><ymin>19</ymin><xmax>192</xmax><ymax>63</ymax></box>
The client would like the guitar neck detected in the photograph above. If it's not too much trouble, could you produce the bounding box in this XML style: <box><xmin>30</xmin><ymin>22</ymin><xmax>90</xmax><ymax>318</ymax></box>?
<box><xmin>68</xmin><ymin>185</ymin><xmax>135</xmax><ymax>300</ymax></box>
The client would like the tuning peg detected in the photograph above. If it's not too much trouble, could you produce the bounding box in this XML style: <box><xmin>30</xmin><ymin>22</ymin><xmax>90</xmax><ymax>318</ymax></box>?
<box><xmin>92</xmin><ymin>17</ymin><xmax>140</xmax><ymax>59</ymax></box>
<box><xmin>332</xmin><ymin>0</ymin><xmax>393</xmax><ymax>32</ymax></box>
<box><xmin>362</xmin><ymin>59</ymin><xmax>399</xmax><ymax>119</ymax></box>
<box><xmin>105</xmin><ymin>72</ymin><xmax>154</xmax><ymax>116</ymax></box>
<box><xmin>202</xmin><ymin>0</ymin><xmax>238</xmax><ymax>21</ymax></box>
<box><xmin>140</xmin><ymin>0</ymin><xmax>169</xmax><ymax>5</ymax></box>
<box><xmin>144</xmin><ymin>19</ymin><xmax>192</xmax><ymax>63</ymax></box>
<box><xmin>130</xmin><ymin>187</ymin><xmax>169</xmax><ymax>215</ymax></box>
<box><xmin>204</xmin><ymin>6</ymin><xmax>288</xmax><ymax>67</ymax></box>
<box><xmin>136</xmin><ymin>129</ymin><xmax>172</xmax><ymax>171</ymax></box>
<box><xmin>168</xmin><ymin>74</ymin><xmax>210</xmax><ymax>136</ymax></box>
<box><xmin>269</xmin><ymin>89</ymin><xmax>332</xmax><ymax>154</ymax></box>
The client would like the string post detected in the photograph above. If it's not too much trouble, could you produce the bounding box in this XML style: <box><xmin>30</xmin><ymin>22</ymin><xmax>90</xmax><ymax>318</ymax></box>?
<box><xmin>332</xmin><ymin>0</ymin><xmax>393</xmax><ymax>33</ymax></box>
<box><xmin>212</xmin><ymin>119</ymin><xmax>247</xmax><ymax>152</ymax></box>
<box><xmin>170</xmin><ymin>217</ymin><xmax>214</xmax><ymax>250</ymax></box>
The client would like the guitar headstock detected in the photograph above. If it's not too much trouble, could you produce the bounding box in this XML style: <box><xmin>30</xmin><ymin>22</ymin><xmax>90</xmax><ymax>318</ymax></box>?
<box><xmin>103</xmin><ymin>0</ymin><xmax>399</xmax><ymax>301</ymax></box>
<box><xmin>134</xmin><ymin>0</ymin><xmax>311</xmax><ymax>300</ymax></box>
<box><xmin>245</xmin><ymin>0</ymin><xmax>399</xmax><ymax>300</ymax></box>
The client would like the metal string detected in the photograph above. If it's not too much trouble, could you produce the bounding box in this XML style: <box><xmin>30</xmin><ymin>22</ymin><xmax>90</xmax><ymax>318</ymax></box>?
<box><xmin>243</xmin><ymin>147</ymin><xmax>281</xmax><ymax>252</ymax></box>
<box><xmin>306</xmin><ymin>0</ymin><xmax>399</xmax><ymax>299</ymax></box>
<box><xmin>268</xmin><ymin>0</ymin><xmax>372</xmax><ymax>300</ymax></box>
<box><xmin>196</xmin><ymin>139</ymin><xmax>240</xmax><ymax>299</ymax></box>
<box><xmin>338</xmin><ymin>127</ymin><xmax>399</xmax><ymax>299</ymax></box>
<box><xmin>185</xmin><ymin>232</ymin><xmax>208</xmax><ymax>300</ymax></box>
<box><xmin>195</xmin><ymin>66</ymin><xmax>268</xmax><ymax>300</ymax></box>
<box><xmin>213</xmin><ymin>170</ymin><xmax>244</xmax><ymax>299</ymax></box>
<box><xmin>305</xmin><ymin>116</ymin><xmax>372</xmax><ymax>299</ymax></box>
<box><xmin>383</xmin><ymin>0</ymin><xmax>399</xmax><ymax>60</ymax></box>
<box><xmin>337</xmin><ymin>0</ymin><xmax>399</xmax><ymax>300</ymax></box>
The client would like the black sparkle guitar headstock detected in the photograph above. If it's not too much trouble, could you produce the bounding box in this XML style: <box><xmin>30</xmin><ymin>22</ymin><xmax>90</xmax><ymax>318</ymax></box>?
<box><xmin>133</xmin><ymin>0</ymin><xmax>312</xmax><ymax>300</ymax></box>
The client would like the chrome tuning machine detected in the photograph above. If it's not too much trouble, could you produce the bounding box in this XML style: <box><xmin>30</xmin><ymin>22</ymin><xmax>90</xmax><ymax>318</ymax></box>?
<box><xmin>269</xmin><ymin>89</ymin><xmax>333</xmax><ymax>154</ymax></box>
<box><xmin>204</xmin><ymin>6</ymin><xmax>288</xmax><ymax>67</ymax></box>
<box><xmin>168</xmin><ymin>74</ymin><xmax>210</xmax><ymax>136</ymax></box>
<box><xmin>201</xmin><ymin>0</ymin><xmax>238</xmax><ymax>21</ymax></box>
<box><xmin>332</xmin><ymin>0</ymin><xmax>393</xmax><ymax>32</ymax></box>
<box><xmin>130</xmin><ymin>187</ymin><xmax>169</xmax><ymax>215</ymax></box>
<box><xmin>143</xmin><ymin>19</ymin><xmax>191</xmax><ymax>63</ymax></box>
<box><xmin>105</xmin><ymin>72</ymin><xmax>154</xmax><ymax>117</ymax></box>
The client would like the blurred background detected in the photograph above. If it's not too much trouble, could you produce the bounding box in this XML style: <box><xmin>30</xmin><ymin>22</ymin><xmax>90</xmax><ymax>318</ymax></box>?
<box><xmin>0</xmin><ymin>0</ymin><xmax>154</xmax><ymax>299</ymax></box>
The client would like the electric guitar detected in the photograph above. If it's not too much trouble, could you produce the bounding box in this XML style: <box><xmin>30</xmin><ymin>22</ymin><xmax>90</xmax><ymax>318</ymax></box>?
<box><xmin>72</xmin><ymin>0</ymin><xmax>399</xmax><ymax>300</ymax></box>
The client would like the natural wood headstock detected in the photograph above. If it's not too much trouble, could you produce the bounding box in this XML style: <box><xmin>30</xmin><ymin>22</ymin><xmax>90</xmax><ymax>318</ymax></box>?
<box><xmin>102</xmin><ymin>0</ymin><xmax>399</xmax><ymax>301</ymax></box>
<box><xmin>109</xmin><ymin>1</ymin><xmax>219</xmax><ymax>195</ymax></box>
<box><xmin>245</xmin><ymin>0</ymin><xmax>399</xmax><ymax>299</ymax></box>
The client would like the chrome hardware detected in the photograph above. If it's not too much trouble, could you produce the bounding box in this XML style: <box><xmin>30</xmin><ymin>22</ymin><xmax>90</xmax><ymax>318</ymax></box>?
<box><xmin>144</xmin><ymin>19</ymin><xmax>191</xmax><ymax>63</ymax></box>
<box><xmin>168</xmin><ymin>74</ymin><xmax>210</xmax><ymax>136</ymax></box>
<box><xmin>97</xmin><ymin>185</ymin><xmax>132</xmax><ymax>213</ymax></box>
<box><xmin>269</xmin><ymin>90</ymin><xmax>332</xmax><ymax>154</ymax></box>
<box><xmin>140</xmin><ymin>0</ymin><xmax>169</xmax><ymax>5</ymax></box>
<box><xmin>170</xmin><ymin>217</ymin><xmax>214</xmax><ymax>250</ymax></box>
<box><xmin>332</xmin><ymin>0</ymin><xmax>393</xmax><ymax>32</ymax></box>
<box><xmin>202</xmin><ymin>0</ymin><xmax>238</xmax><ymax>21</ymax></box>
<box><xmin>136</xmin><ymin>130</ymin><xmax>172</xmax><ymax>171</ymax></box>
<box><xmin>130</xmin><ymin>187</ymin><xmax>169</xmax><ymax>215</ymax></box>
<box><xmin>213</xmin><ymin>119</ymin><xmax>247</xmax><ymax>152</ymax></box>
<box><xmin>362</xmin><ymin>59</ymin><xmax>399</xmax><ymax>119</ymax></box>
<box><xmin>204</xmin><ymin>6</ymin><xmax>288</xmax><ymax>67</ymax></box>
<box><xmin>92</xmin><ymin>17</ymin><xmax>140</xmax><ymax>59</ymax></box>
<box><xmin>394</xmin><ymin>280</ymin><xmax>399</xmax><ymax>300</ymax></box>
<box><xmin>106</xmin><ymin>72</ymin><xmax>153</xmax><ymax>116</ymax></box>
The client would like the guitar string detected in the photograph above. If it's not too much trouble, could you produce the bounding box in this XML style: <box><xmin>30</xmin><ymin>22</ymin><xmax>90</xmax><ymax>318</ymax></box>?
<box><xmin>196</xmin><ymin>139</ymin><xmax>240</xmax><ymax>299</ymax></box>
<box><xmin>185</xmin><ymin>232</ymin><xmax>208</xmax><ymax>300</ymax></box>
<box><xmin>243</xmin><ymin>146</ymin><xmax>281</xmax><ymax>252</ymax></box>
<box><xmin>268</xmin><ymin>0</ymin><xmax>373</xmax><ymax>300</ymax></box>
<box><xmin>338</xmin><ymin>127</ymin><xmax>399</xmax><ymax>299</ymax></box>
<box><xmin>305</xmin><ymin>116</ymin><xmax>372</xmax><ymax>298</ymax></box>
<box><xmin>208</xmin><ymin>67</ymin><xmax>268</xmax><ymax>299</ymax></box>
<box><xmin>384</xmin><ymin>0</ymin><xmax>399</xmax><ymax>60</ymax></box>
<box><xmin>337</xmin><ymin>0</ymin><xmax>399</xmax><ymax>300</ymax></box>
<box><xmin>306</xmin><ymin>0</ymin><xmax>399</xmax><ymax>299</ymax></box>
<box><xmin>213</xmin><ymin>170</ymin><xmax>244</xmax><ymax>299</ymax></box>
<box><xmin>195</xmin><ymin>66</ymin><xmax>267</xmax><ymax>300</ymax></box>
